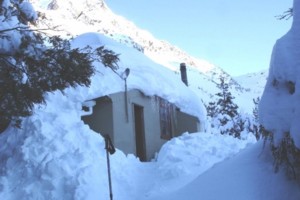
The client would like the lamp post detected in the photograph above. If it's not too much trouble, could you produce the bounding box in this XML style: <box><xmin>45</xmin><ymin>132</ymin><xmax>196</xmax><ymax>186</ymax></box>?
<box><xmin>121</xmin><ymin>68</ymin><xmax>130</xmax><ymax>122</ymax></box>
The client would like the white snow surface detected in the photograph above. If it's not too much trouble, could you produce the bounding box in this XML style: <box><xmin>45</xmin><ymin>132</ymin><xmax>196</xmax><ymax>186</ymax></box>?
<box><xmin>259</xmin><ymin>0</ymin><xmax>300</xmax><ymax>148</ymax></box>
<box><xmin>146</xmin><ymin>141</ymin><xmax>300</xmax><ymax>200</ymax></box>
<box><xmin>0</xmin><ymin>0</ymin><xmax>299</xmax><ymax>199</ymax></box>
<box><xmin>19</xmin><ymin>1</ymin><xmax>38</xmax><ymax>21</ymax></box>
<box><xmin>0</xmin><ymin>30</ymin><xmax>298</xmax><ymax>199</ymax></box>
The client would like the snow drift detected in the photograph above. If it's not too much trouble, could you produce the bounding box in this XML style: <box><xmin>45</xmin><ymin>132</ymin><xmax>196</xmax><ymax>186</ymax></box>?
<box><xmin>259</xmin><ymin>0</ymin><xmax>300</xmax><ymax>148</ymax></box>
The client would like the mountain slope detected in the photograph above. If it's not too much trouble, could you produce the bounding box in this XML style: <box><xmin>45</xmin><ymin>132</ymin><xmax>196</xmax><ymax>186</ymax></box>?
<box><xmin>235</xmin><ymin>70</ymin><xmax>268</xmax><ymax>98</ymax></box>
<box><xmin>31</xmin><ymin>0</ymin><xmax>266</xmax><ymax>112</ymax></box>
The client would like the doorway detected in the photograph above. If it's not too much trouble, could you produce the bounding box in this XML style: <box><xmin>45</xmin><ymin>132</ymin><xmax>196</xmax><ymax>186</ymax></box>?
<box><xmin>133</xmin><ymin>104</ymin><xmax>146</xmax><ymax>161</ymax></box>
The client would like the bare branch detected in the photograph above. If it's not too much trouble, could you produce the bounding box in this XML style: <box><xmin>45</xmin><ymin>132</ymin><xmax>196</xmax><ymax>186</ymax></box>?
<box><xmin>0</xmin><ymin>25</ymin><xmax>62</xmax><ymax>34</ymax></box>
<box><xmin>276</xmin><ymin>8</ymin><xmax>293</xmax><ymax>20</ymax></box>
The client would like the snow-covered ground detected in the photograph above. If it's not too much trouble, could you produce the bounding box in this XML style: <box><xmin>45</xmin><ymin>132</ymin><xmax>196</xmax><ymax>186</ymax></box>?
<box><xmin>1</xmin><ymin>0</ymin><xmax>300</xmax><ymax>199</ymax></box>
<box><xmin>145</xmin><ymin>140</ymin><xmax>300</xmax><ymax>200</ymax></box>
<box><xmin>1</xmin><ymin>31</ymin><xmax>299</xmax><ymax>200</ymax></box>
<box><xmin>0</xmin><ymin>30</ymin><xmax>256</xmax><ymax>199</ymax></box>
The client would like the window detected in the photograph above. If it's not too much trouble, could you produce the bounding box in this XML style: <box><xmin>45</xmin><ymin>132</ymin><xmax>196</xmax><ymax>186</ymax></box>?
<box><xmin>158</xmin><ymin>97</ymin><xmax>175</xmax><ymax>140</ymax></box>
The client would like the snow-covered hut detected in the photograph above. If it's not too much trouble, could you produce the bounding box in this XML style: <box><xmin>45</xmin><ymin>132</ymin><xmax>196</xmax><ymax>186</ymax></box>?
<box><xmin>81</xmin><ymin>89</ymin><xmax>200</xmax><ymax>161</ymax></box>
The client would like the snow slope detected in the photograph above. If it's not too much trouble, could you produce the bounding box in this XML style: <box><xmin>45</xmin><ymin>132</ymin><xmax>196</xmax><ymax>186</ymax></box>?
<box><xmin>235</xmin><ymin>70</ymin><xmax>268</xmax><ymax>99</ymax></box>
<box><xmin>145</xmin><ymin>141</ymin><xmax>300</xmax><ymax>200</ymax></box>
<box><xmin>234</xmin><ymin>70</ymin><xmax>268</xmax><ymax>113</ymax></box>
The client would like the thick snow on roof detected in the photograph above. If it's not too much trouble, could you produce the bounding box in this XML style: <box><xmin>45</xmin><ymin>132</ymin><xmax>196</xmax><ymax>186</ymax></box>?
<box><xmin>259</xmin><ymin>0</ymin><xmax>300</xmax><ymax>148</ymax></box>
<box><xmin>71</xmin><ymin>32</ymin><xmax>206</xmax><ymax>123</ymax></box>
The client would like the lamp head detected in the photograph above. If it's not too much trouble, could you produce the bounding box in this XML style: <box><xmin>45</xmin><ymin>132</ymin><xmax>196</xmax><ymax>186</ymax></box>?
<box><xmin>121</xmin><ymin>68</ymin><xmax>130</xmax><ymax>80</ymax></box>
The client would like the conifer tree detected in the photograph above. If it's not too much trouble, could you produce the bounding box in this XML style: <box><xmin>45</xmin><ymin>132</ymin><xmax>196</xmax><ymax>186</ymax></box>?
<box><xmin>215</xmin><ymin>76</ymin><xmax>238</xmax><ymax>120</ymax></box>
<box><xmin>215</xmin><ymin>76</ymin><xmax>239</xmax><ymax>136</ymax></box>
<box><xmin>0</xmin><ymin>0</ymin><xmax>119</xmax><ymax>131</ymax></box>
<box><xmin>207</xmin><ymin>75</ymin><xmax>243</xmax><ymax>138</ymax></box>
<box><xmin>206</xmin><ymin>101</ymin><xmax>217</xmax><ymax>118</ymax></box>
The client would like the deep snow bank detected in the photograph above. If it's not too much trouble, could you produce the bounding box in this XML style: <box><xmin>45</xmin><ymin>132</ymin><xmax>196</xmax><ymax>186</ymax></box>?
<box><xmin>0</xmin><ymin>33</ymin><xmax>206</xmax><ymax>199</ymax></box>
<box><xmin>259</xmin><ymin>0</ymin><xmax>300</xmax><ymax>147</ymax></box>
<box><xmin>0</xmin><ymin>92</ymin><xmax>108</xmax><ymax>199</ymax></box>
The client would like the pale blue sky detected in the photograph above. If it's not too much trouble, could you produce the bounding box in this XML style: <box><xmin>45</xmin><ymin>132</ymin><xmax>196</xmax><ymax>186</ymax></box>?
<box><xmin>106</xmin><ymin>0</ymin><xmax>293</xmax><ymax>76</ymax></box>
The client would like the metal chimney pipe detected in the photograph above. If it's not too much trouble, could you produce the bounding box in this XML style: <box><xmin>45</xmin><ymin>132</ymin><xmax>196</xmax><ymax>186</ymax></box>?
<box><xmin>180</xmin><ymin>63</ymin><xmax>188</xmax><ymax>86</ymax></box>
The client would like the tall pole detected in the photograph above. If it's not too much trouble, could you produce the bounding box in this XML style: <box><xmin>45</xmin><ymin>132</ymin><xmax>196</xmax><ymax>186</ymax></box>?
<box><xmin>125</xmin><ymin>78</ymin><xmax>129</xmax><ymax>123</ymax></box>
<box><xmin>106</xmin><ymin>146</ymin><xmax>113</xmax><ymax>200</ymax></box>
<box><xmin>104</xmin><ymin>135</ymin><xmax>115</xmax><ymax>200</ymax></box>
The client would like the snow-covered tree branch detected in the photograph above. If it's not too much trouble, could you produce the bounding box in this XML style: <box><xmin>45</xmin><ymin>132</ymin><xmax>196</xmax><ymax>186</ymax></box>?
<box><xmin>0</xmin><ymin>0</ymin><xmax>119</xmax><ymax>131</ymax></box>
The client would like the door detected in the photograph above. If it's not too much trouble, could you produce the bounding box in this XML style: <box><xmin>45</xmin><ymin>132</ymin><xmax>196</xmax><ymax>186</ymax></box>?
<box><xmin>133</xmin><ymin>104</ymin><xmax>146</xmax><ymax>161</ymax></box>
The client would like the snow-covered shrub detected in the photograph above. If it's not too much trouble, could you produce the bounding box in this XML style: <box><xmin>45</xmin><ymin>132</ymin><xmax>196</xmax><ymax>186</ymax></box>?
<box><xmin>264</xmin><ymin>133</ymin><xmax>300</xmax><ymax>179</ymax></box>
<box><xmin>246</xmin><ymin>97</ymin><xmax>264</xmax><ymax>140</ymax></box>
<box><xmin>259</xmin><ymin>0</ymin><xmax>300</xmax><ymax>180</ymax></box>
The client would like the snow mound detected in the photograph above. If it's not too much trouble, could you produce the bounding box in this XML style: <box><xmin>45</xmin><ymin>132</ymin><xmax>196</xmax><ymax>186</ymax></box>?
<box><xmin>157</xmin><ymin>132</ymin><xmax>254</xmax><ymax>178</ymax></box>
<box><xmin>259</xmin><ymin>0</ymin><xmax>300</xmax><ymax>147</ymax></box>
<box><xmin>0</xmin><ymin>92</ymin><xmax>108</xmax><ymax>199</ymax></box>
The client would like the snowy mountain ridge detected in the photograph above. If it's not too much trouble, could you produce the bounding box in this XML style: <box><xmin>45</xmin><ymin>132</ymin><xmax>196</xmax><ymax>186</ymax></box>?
<box><xmin>34</xmin><ymin>0</ymin><xmax>214</xmax><ymax>71</ymax></box>
<box><xmin>234</xmin><ymin>70</ymin><xmax>268</xmax><ymax>98</ymax></box>
<box><xmin>31</xmin><ymin>0</ymin><xmax>267</xmax><ymax>112</ymax></box>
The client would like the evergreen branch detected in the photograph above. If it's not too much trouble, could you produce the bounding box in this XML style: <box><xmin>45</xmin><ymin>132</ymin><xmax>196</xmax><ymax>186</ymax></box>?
<box><xmin>0</xmin><ymin>56</ymin><xmax>28</xmax><ymax>76</ymax></box>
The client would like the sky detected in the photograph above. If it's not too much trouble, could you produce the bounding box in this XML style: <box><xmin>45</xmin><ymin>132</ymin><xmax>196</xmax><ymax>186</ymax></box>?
<box><xmin>105</xmin><ymin>0</ymin><xmax>293</xmax><ymax>76</ymax></box>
